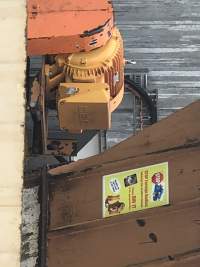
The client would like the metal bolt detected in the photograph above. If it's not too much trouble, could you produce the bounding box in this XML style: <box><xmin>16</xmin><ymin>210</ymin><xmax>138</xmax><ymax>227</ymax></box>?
<box><xmin>64</xmin><ymin>87</ymin><xmax>79</xmax><ymax>96</ymax></box>
<box><xmin>80</xmin><ymin>58</ymin><xmax>87</xmax><ymax>65</ymax></box>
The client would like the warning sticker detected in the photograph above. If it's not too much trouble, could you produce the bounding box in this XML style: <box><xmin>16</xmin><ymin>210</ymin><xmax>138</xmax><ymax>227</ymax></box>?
<box><xmin>102</xmin><ymin>162</ymin><xmax>169</xmax><ymax>218</ymax></box>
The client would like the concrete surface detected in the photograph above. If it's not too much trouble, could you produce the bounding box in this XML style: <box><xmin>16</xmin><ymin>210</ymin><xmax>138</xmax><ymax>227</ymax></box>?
<box><xmin>0</xmin><ymin>1</ymin><xmax>26</xmax><ymax>267</ymax></box>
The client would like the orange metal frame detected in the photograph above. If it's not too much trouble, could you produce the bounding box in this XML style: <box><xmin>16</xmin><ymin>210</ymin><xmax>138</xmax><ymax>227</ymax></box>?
<box><xmin>27</xmin><ymin>0</ymin><xmax>114</xmax><ymax>56</ymax></box>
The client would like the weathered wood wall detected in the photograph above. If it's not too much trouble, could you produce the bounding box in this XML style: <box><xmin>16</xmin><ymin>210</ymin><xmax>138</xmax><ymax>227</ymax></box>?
<box><xmin>0</xmin><ymin>1</ymin><xmax>26</xmax><ymax>267</ymax></box>
<box><xmin>113</xmin><ymin>0</ymin><xmax>200</xmax><ymax>119</ymax></box>
<box><xmin>47</xmin><ymin>101</ymin><xmax>200</xmax><ymax>267</ymax></box>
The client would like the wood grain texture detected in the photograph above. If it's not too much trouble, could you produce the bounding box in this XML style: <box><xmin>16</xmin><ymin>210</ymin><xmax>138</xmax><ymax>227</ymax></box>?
<box><xmin>49</xmin><ymin>100</ymin><xmax>200</xmax><ymax>176</ymax></box>
<box><xmin>112</xmin><ymin>0</ymin><xmax>200</xmax><ymax>118</ymax></box>
<box><xmin>49</xmin><ymin>146</ymin><xmax>200</xmax><ymax>229</ymax></box>
<box><xmin>48</xmin><ymin>201</ymin><xmax>200</xmax><ymax>267</ymax></box>
<box><xmin>48</xmin><ymin>100</ymin><xmax>200</xmax><ymax>266</ymax></box>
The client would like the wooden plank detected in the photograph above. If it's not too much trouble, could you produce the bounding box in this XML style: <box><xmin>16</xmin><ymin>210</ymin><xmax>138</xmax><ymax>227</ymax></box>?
<box><xmin>49</xmin><ymin>100</ymin><xmax>200</xmax><ymax>176</ymax></box>
<box><xmin>49</xmin><ymin>146</ymin><xmax>200</xmax><ymax>229</ymax></box>
<box><xmin>112</xmin><ymin>0</ymin><xmax>200</xmax><ymax>119</ymax></box>
<box><xmin>141</xmin><ymin>253</ymin><xmax>200</xmax><ymax>267</ymax></box>
<box><xmin>48</xmin><ymin>99</ymin><xmax>200</xmax><ymax>266</ymax></box>
<box><xmin>48</xmin><ymin>201</ymin><xmax>200</xmax><ymax>267</ymax></box>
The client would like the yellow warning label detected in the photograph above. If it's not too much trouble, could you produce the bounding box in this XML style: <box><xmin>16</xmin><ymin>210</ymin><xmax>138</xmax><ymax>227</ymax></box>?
<box><xmin>102</xmin><ymin>162</ymin><xmax>169</xmax><ymax>218</ymax></box>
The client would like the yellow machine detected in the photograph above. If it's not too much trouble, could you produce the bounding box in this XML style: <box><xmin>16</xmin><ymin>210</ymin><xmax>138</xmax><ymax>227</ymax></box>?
<box><xmin>28</xmin><ymin>1</ymin><xmax>125</xmax><ymax>153</ymax></box>
<box><xmin>46</xmin><ymin>28</ymin><xmax>124</xmax><ymax>132</ymax></box>
<box><xmin>58</xmin><ymin>83</ymin><xmax>111</xmax><ymax>131</ymax></box>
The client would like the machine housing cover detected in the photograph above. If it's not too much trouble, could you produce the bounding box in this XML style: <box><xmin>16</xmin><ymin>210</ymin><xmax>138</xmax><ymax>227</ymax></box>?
<box><xmin>57</xmin><ymin>83</ymin><xmax>111</xmax><ymax>131</ymax></box>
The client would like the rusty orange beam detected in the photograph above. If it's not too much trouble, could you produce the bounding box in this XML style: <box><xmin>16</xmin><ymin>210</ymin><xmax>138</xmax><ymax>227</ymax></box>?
<box><xmin>27</xmin><ymin>0</ymin><xmax>114</xmax><ymax>56</ymax></box>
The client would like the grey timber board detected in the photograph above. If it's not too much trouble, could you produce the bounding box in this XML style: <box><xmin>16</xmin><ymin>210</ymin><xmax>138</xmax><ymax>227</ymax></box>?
<box><xmin>113</xmin><ymin>0</ymin><xmax>200</xmax><ymax>119</ymax></box>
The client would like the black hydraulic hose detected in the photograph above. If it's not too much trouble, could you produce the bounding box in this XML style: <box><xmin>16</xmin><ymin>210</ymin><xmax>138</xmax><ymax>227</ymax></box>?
<box><xmin>125</xmin><ymin>77</ymin><xmax>157</xmax><ymax>124</ymax></box>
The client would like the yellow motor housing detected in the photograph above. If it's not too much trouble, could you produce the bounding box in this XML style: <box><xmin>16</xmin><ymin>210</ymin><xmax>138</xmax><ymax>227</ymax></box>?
<box><xmin>58</xmin><ymin>83</ymin><xmax>110</xmax><ymax>132</ymax></box>
<box><xmin>46</xmin><ymin>27</ymin><xmax>124</xmax><ymax>132</ymax></box>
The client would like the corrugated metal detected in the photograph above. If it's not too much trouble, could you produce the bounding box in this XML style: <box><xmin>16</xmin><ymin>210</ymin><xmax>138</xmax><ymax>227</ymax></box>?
<box><xmin>113</xmin><ymin>0</ymin><xmax>200</xmax><ymax>119</ymax></box>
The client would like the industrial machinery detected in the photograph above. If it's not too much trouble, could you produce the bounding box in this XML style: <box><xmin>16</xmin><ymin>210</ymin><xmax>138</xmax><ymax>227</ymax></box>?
<box><xmin>34</xmin><ymin>100</ymin><xmax>200</xmax><ymax>267</ymax></box>
<box><xmin>27</xmin><ymin>0</ymin><xmax>124</xmax><ymax>156</ymax></box>
<box><xmin>24</xmin><ymin>1</ymin><xmax>200</xmax><ymax>267</ymax></box>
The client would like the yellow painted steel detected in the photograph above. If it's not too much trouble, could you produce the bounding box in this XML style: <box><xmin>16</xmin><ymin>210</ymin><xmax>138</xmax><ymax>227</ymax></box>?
<box><xmin>64</xmin><ymin>28</ymin><xmax>124</xmax><ymax>101</ymax></box>
<box><xmin>46</xmin><ymin>27</ymin><xmax>124</xmax><ymax>131</ymax></box>
<box><xmin>65</xmin><ymin>28</ymin><xmax>123</xmax><ymax>79</ymax></box>
<box><xmin>58</xmin><ymin>83</ymin><xmax>111</xmax><ymax>132</ymax></box>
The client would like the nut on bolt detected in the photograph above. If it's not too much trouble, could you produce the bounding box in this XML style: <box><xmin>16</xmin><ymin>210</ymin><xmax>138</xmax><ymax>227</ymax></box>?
<box><xmin>80</xmin><ymin>58</ymin><xmax>87</xmax><ymax>65</ymax></box>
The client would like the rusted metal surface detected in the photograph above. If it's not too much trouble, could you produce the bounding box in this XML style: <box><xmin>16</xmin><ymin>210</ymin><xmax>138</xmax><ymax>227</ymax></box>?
<box><xmin>27</xmin><ymin>0</ymin><xmax>114</xmax><ymax>55</ymax></box>
<box><xmin>47</xmin><ymin>101</ymin><xmax>200</xmax><ymax>266</ymax></box>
